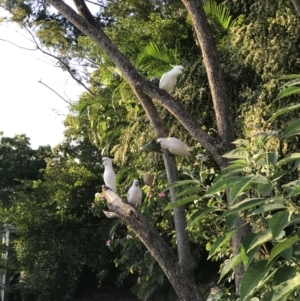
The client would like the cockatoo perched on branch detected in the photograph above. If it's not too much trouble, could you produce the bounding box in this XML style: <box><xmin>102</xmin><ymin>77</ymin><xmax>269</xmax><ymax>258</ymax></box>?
<box><xmin>127</xmin><ymin>179</ymin><xmax>143</xmax><ymax>209</ymax></box>
<box><xmin>102</xmin><ymin>157</ymin><xmax>116</xmax><ymax>192</ymax></box>
<box><xmin>157</xmin><ymin>137</ymin><xmax>191</xmax><ymax>160</ymax></box>
<box><xmin>159</xmin><ymin>65</ymin><xmax>184</xmax><ymax>94</ymax></box>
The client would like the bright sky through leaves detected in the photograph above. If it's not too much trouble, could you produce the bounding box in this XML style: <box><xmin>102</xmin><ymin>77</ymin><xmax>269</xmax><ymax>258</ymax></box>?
<box><xmin>0</xmin><ymin>9</ymin><xmax>84</xmax><ymax>149</ymax></box>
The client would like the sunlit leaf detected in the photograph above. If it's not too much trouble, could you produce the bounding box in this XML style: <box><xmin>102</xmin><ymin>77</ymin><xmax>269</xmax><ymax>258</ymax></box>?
<box><xmin>274</xmin><ymin>87</ymin><xmax>300</xmax><ymax>101</ymax></box>
<box><xmin>277</xmin><ymin>153</ymin><xmax>300</xmax><ymax>166</ymax></box>
<box><xmin>247</xmin><ymin>229</ymin><xmax>272</xmax><ymax>253</ymax></box>
<box><xmin>267</xmin><ymin>236</ymin><xmax>300</xmax><ymax>264</ymax></box>
<box><xmin>165</xmin><ymin>196</ymin><xmax>200</xmax><ymax>210</ymax></box>
<box><xmin>188</xmin><ymin>207</ymin><xmax>222</xmax><ymax>226</ymax></box>
<box><xmin>222</xmin><ymin>198</ymin><xmax>267</xmax><ymax>218</ymax></box>
<box><xmin>208</xmin><ymin>228</ymin><xmax>237</xmax><ymax>259</ymax></box>
<box><xmin>281</xmin><ymin>119</ymin><xmax>300</xmax><ymax>139</ymax></box>
<box><xmin>219</xmin><ymin>254</ymin><xmax>242</xmax><ymax>281</ymax></box>
<box><xmin>163</xmin><ymin>180</ymin><xmax>200</xmax><ymax>192</ymax></box>
<box><xmin>247</xmin><ymin>203</ymin><xmax>286</xmax><ymax>216</ymax></box>
<box><xmin>271</xmin><ymin>273</ymin><xmax>300</xmax><ymax>301</ymax></box>
<box><xmin>205</xmin><ymin>177</ymin><xmax>241</xmax><ymax>196</ymax></box>
<box><xmin>240</xmin><ymin>260</ymin><xmax>274</xmax><ymax>301</ymax></box>
<box><xmin>230</xmin><ymin>177</ymin><xmax>253</xmax><ymax>203</ymax></box>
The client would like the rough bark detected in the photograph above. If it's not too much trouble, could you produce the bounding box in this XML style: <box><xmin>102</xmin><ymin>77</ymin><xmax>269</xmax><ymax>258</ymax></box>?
<box><xmin>73</xmin><ymin>0</ymin><xmax>96</xmax><ymax>25</ymax></box>
<box><xmin>46</xmin><ymin>0</ymin><xmax>226</xmax><ymax>167</ymax></box>
<box><xmin>180</xmin><ymin>0</ymin><xmax>235</xmax><ymax>156</ymax></box>
<box><xmin>181</xmin><ymin>0</ymin><xmax>251</xmax><ymax>293</ymax></box>
<box><xmin>132</xmin><ymin>90</ymin><xmax>193</xmax><ymax>271</ymax></box>
<box><xmin>291</xmin><ymin>0</ymin><xmax>300</xmax><ymax>14</ymax></box>
<box><xmin>102</xmin><ymin>188</ymin><xmax>205</xmax><ymax>301</ymax></box>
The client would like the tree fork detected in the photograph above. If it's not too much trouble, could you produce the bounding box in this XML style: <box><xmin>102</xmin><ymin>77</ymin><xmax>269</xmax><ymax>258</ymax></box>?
<box><xmin>46</xmin><ymin>0</ymin><xmax>226</xmax><ymax>166</ymax></box>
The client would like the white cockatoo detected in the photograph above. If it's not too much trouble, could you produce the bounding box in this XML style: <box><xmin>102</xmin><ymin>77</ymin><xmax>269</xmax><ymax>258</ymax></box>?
<box><xmin>102</xmin><ymin>157</ymin><xmax>116</xmax><ymax>192</ymax></box>
<box><xmin>127</xmin><ymin>179</ymin><xmax>143</xmax><ymax>209</ymax></box>
<box><xmin>157</xmin><ymin>137</ymin><xmax>191</xmax><ymax>160</ymax></box>
<box><xmin>159</xmin><ymin>65</ymin><xmax>184</xmax><ymax>94</ymax></box>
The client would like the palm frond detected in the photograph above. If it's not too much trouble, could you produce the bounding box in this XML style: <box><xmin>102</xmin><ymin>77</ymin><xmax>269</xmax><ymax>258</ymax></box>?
<box><xmin>203</xmin><ymin>0</ymin><xmax>236</xmax><ymax>29</ymax></box>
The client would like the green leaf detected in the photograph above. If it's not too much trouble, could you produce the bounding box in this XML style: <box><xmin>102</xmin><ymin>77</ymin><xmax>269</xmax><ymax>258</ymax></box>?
<box><xmin>241</xmin><ymin>233</ymin><xmax>260</xmax><ymax>268</ymax></box>
<box><xmin>268</xmin><ymin>152</ymin><xmax>278</xmax><ymax>166</ymax></box>
<box><xmin>269</xmin><ymin>211</ymin><xmax>290</xmax><ymax>239</ymax></box>
<box><xmin>287</xmin><ymin>185</ymin><xmax>300</xmax><ymax>197</ymax></box>
<box><xmin>280</xmin><ymin>246</ymin><xmax>293</xmax><ymax>261</ymax></box>
<box><xmin>293</xmin><ymin>158</ymin><xmax>300</xmax><ymax>171</ymax></box>
<box><xmin>274</xmin><ymin>86</ymin><xmax>300</xmax><ymax>101</ymax></box>
<box><xmin>226</xmin><ymin>213</ymin><xmax>238</xmax><ymax>229</ymax></box>
<box><xmin>271</xmin><ymin>273</ymin><xmax>300</xmax><ymax>301</ymax></box>
<box><xmin>282</xmin><ymin>179</ymin><xmax>300</xmax><ymax>194</ymax></box>
<box><xmin>240</xmin><ymin>260</ymin><xmax>273</xmax><ymax>301</ymax></box>
<box><xmin>208</xmin><ymin>228</ymin><xmax>237</xmax><ymax>259</ymax></box>
<box><xmin>279</xmin><ymin>74</ymin><xmax>300</xmax><ymax>80</ymax></box>
<box><xmin>247</xmin><ymin>229</ymin><xmax>273</xmax><ymax>253</ymax></box>
<box><xmin>214</xmin><ymin>166</ymin><xmax>249</xmax><ymax>182</ymax></box>
<box><xmin>163</xmin><ymin>180</ymin><xmax>200</xmax><ymax>191</ymax></box>
<box><xmin>174</xmin><ymin>185</ymin><xmax>204</xmax><ymax>198</ymax></box>
<box><xmin>165</xmin><ymin>196</ymin><xmax>199</xmax><ymax>210</ymax></box>
<box><xmin>257</xmin><ymin>182</ymin><xmax>273</xmax><ymax>197</ymax></box>
<box><xmin>188</xmin><ymin>207</ymin><xmax>222</xmax><ymax>226</ymax></box>
<box><xmin>267</xmin><ymin>236</ymin><xmax>300</xmax><ymax>264</ymax></box>
<box><xmin>277</xmin><ymin>153</ymin><xmax>300</xmax><ymax>167</ymax></box>
<box><xmin>205</xmin><ymin>177</ymin><xmax>241</xmax><ymax>196</ymax></box>
<box><xmin>223</xmin><ymin>148</ymin><xmax>250</xmax><ymax>159</ymax></box>
<box><xmin>222</xmin><ymin>198</ymin><xmax>267</xmax><ymax>218</ymax></box>
<box><xmin>273</xmin><ymin>266</ymin><xmax>297</xmax><ymax>285</ymax></box>
<box><xmin>270</xmin><ymin>170</ymin><xmax>288</xmax><ymax>181</ymax></box>
<box><xmin>230</xmin><ymin>177</ymin><xmax>253</xmax><ymax>203</ymax></box>
<box><xmin>270</xmin><ymin>103</ymin><xmax>300</xmax><ymax>119</ymax></box>
<box><xmin>219</xmin><ymin>254</ymin><xmax>242</xmax><ymax>281</ymax></box>
<box><xmin>247</xmin><ymin>203</ymin><xmax>286</xmax><ymax>217</ymax></box>
<box><xmin>281</xmin><ymin>119</ymin><xmax>300</xmax><ymax>139</ymax></box>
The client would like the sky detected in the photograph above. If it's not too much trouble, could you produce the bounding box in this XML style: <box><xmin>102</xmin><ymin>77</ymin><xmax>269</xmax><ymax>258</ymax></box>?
<box><xmin>0</xmin><ymin>9</ymin><xmax>85</xmax><ymax>149</ymax></box>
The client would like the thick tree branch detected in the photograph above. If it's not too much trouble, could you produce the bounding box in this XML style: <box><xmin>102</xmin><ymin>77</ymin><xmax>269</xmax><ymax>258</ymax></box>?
<box><xmin>132</xmin><ymin>89</ymin><xmax>192</xmax><ymax>271</ymax></box>
<box><xmin>181</xmin><ymin>0</ymin><xmax>251</xmax><ymax>293</ymax></box>
<box><xmin>181</xmin><ymin>0</ymin><xmax>235</xmax><ymax>154</ymax></box>
<box><xmin>45</xmin><ymin>0</ymin><xmax>226</xmax><ymax>166</ymax></box>
<box><xmin>102</xmin><ymin>187</ymin><xmax>205</xmax><ymax>301</ymax></box>
<box><xmin>291</xmin><ymin>0</ymin><xmax>300</xmax><ymax>14</ymax></box>
<box><xmin>73</xmin><ymin>0</ymin><xmax>97</xmax><ymax>26</ymax></box>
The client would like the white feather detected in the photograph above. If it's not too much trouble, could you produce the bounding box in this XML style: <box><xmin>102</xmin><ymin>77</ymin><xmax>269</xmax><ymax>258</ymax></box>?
<box><xmin>157</xmin><ymin>137</ymin><xmax>191</xmax><ymax>160</ymax></box>
<box><xmin>127</xmin><ymin>179</ymin><xmax>142</xmax><ymax>209</ymax></box>
<box><xmin>102</xmin><ymin>157</ymin><xmax>116</xmax><ymax>192</ymax></box>
<box><xmin>159</xmin><ymin>65</ymin><xmax>184</xmax><ymax>93</ymax></box>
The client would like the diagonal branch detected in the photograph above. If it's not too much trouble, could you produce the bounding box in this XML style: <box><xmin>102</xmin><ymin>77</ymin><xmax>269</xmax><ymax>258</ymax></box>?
<box><xmin>102</xmin><ymin>187</ymin><xmax>205</xmax><ymax>301</ymax></box>
<box><xmin>38</xmin><ymin>80</ymin><xmax>72</xmax><ymax>105</ymax></box>
<box><xmin>73</xmin><ymin>0</ymin><xmax>97</xmax><ymax>26</ymax></box>
<box><xmin>45</xmin><ymin>0</ymin><xmax>226</xmax><ymax>166</ymax></box>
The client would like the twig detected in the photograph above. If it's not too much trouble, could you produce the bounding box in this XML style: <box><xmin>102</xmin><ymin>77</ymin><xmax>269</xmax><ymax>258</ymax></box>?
<box><xmin>38</xmin><ymin>80</ymin><xmax>73</xmax><ymax>105</ymax></box>
<box><xmin>0</xmin><ymin>38</ymin><xmax>37</xmax><ymax>51</ymax></box>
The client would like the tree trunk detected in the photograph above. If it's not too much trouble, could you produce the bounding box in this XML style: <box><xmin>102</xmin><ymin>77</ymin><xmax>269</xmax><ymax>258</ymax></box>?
<box><xmin>291</xmin><ymin>0</ymin><xmax>300</xmax><ymax>14</ymax></box>
<box><xmin>180</xmin><ymin>0</ymin><xmax>250</xmax><ymax>293</ymax></box>
<box><xmin>180</xmin><ymin>0</ymin><xmax>235</xmax><ymax>156</ymax></box>
<box><xmin>132</xmin><ymin>90</ymin><xmax>192</xmax><ymax>271</ymax></box>
<box><xmin>102</xmin><ymin>188</ymin><xmax>205</xmax><ymax>301</ymax></box>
